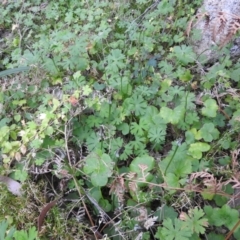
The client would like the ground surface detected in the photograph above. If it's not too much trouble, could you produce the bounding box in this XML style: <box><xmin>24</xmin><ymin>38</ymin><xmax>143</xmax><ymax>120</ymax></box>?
<box><xmin>1</xmin><ymin>1</ymin><xmax>240</xmax><ymax>239</ymax></box>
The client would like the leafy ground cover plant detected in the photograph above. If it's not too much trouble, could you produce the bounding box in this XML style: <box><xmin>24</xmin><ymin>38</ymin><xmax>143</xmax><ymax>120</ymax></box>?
<box><xmin>1</xmin><ymin>0</ymin><xmax>240</xmax><ymax>239</ymax></box>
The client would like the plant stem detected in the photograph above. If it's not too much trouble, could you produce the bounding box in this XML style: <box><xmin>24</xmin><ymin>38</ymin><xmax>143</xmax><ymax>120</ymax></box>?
<box><xmin>164</xmin><ymin>142</ymin><xmax>179</xmax><ymax>176</ymax></box>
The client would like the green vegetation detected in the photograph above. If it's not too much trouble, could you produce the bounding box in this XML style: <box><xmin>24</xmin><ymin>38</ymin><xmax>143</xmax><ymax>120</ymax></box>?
<box><xmin>1</xmin><ymin>0</ymin><xmax>240</xmax><ymax>239</ymax></box>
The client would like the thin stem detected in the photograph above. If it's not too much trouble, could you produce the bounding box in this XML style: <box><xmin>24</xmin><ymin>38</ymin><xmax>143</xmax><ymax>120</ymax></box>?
<box><xmin>164</xmin><ymin>143</ymin><xmax>179</xmax><ymax>176</ymax></box>
<box><xmin>225</xmin><ymin>218</ymin><xmax>240</xmax><ymax>240</ymax></box>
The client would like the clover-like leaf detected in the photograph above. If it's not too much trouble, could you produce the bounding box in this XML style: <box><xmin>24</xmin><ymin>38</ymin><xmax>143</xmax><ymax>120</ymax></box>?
<box><xmin>83</xmin><ymin>153</ymin><xmax>114</xmax><ymax>187</ymax></box>
<box><xmin>199</xmin><ymin>123</ymin><xmax>220</xmax><ymax>142</ymax></box>
<box><xmin>188</xmin><ymin>142</ymin><xmax>211</xmax><ymax>159</ymax></box>
<box><xmin>160</xmin><ymin>106</ymin><xmax>184</xmax><ymax>124</ymax></box>
<box><xmin>201</xmin><ymin>99</ymin><xmax>218</xmax><ymax>118</ymax></box>
<box><xmin>129</xmin><ymin>155</ymin><xmax>155</xmax><ymax>186</ymax></box>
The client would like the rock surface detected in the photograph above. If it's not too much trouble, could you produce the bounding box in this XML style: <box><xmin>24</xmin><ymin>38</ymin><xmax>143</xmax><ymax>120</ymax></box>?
<box><xmin>190</xmin><ymin>0</ymin><xmax>240</xmax><ymax>63</ymax></box>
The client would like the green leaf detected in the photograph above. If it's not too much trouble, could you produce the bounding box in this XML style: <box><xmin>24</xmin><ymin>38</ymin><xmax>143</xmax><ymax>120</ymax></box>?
<box><xmin>160</xmin><ymin>106</ymin><xmax>184</xmax><ymax>124</ymax></box>
<box><xmin>130</xmin><ymin>155</ymin><xmax>154</xmax><ymax>173</ymax></box>
<box><xmin>83</xmin><ymin>154</ymin><xmax>97</xmax><ymax>174</ymax></box>
<box><xmin>83</xmin><ymin>153</ymin><xmax>114</xmax><ymax>187</ymax></box>
<box><xmin>199</xmin><ymin>123</ymin><xmax>219</xmax><ymax>142</ymax></box>
<box><xmin>204</xmin><ymin>205</ymin><xmax>239</xmax><ymax>229</ymax></box>
<box><xmin>82</xmin><ymin>85</ymin><xmax>92</xmax><ymax>96</ymax></box>
<box><xmin>185</xmin><ymin>130</ymin><xmax>195</xmax><ymax>144</ymax></box>
<box><xmin>201</xmin><ymin>99</ymin><xmax>218</xmax><ymax>118</ymax></box>
<box><xmin>182</xmin><ymin>208</ymin><xmax>208</xmax><ymax>234</ymax></box>
<box><xmin>13</xmin><ymin>227</ymin><xmax>39</xmax><ymax>240</ymax></box>
<box><xmin>130</xmin><ymin>122</ymin><xmax>145</xmax><ymax>136</ymax></box>
<box><xmin>201</xmin><ymin>187</ymin><xmax>215</xmax><ymax>200</ymax></box>
<box><xmin>159</xmin><ymin>142</ymin><xmax>192</xmax><ymax>177</ymax></box>
<box><xmin>190</xmin><ymin>128</ymin><xmax>202</xmax><ymax>140</ymax></box>
<box><xmin>179</xmin><ymin>69</ymin><xmax>193</xmax><ymax>82</ymax></box>
<box><xmin>127</xmin><ymin>94</ymin><xmax>148</xmax><ymax>116</ymax></box>
<box><xmin>188</xmin><ymin>142</ymin><xmax>211</xmax><ymax>159</ymax></box>
<box><xmin>129</xmin><ymin>155</ymin><xmax>155</xmax><ymax>186</ymax></box>
<box><xmin>106</xmin><ymin>49</ymin><xmax>125</xmax><ymax>72</ymax></box>
<box><xmin>86</xmin><ymin>132</ymin><xmax>101</xmax><ymax>151</ymax></box>
<box><xmin>13</xmin><ymin>169</ymin><xmax>28</xmax><ymax>182</ymax></box>
<box><xmin>207</xmin><ymin>232</ymin><xmax>224</xmax><ymax>240</ymax></box>
<box><xmin>155</xmin><ymin>218</ymin><xmax>192</xmax><ymax>240</ymax></box>
<box><xmin>230</xmin><ymin>68</ymin><xmax>240</xmax><ymax>82</ymax></box>
<box><xmin>91</xmin><ymin>171</ymin><xmax>108</xmax><ymax>187</ymax></box>
<box><xmin>117</xmin><ymin>123</ymin><xmax>129</xmax><ymax>135</ymax></box>
<box><xmin>165</xmin><ymin>173</ymin><xmax>180</xmax><ymax>189</ymax></box>
<box><xmin>14</xmin><ymin>114</ymin><xmax>21</xmax><ymax>122</ymax></box>
<box><xmin>0</xmin><ymin>220</ymin><xmax>15</xmax><ymax>240</ymax></box>
<box><xmin>148</xmin><ymin>126</ymin><xmax>166</xmax><ymax>144</ymax></box>
<box><xmin>0</xmin><ymin>66</ymin><xmax>30</xmax><ymax>77</ymax></box>
<box><xmin>154</xmin><ymin>205</ymin><xmax>178</xmax><ymax>221</ymax></box>
<box><xmin>160</xmin><ymin>79</ymin><xmax>172</xmax><ymax>94</ymax></box>
<box><xmin>172</xmin><ymin>45</ymin><xmax>196</xmax><ymax>65</ymax></box>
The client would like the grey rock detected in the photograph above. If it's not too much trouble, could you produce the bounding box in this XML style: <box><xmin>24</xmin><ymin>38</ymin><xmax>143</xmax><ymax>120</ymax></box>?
<box><xmin>190</xmin><ymin>0</ymin><xmax>240</xmax><ymax>63</ymax></box>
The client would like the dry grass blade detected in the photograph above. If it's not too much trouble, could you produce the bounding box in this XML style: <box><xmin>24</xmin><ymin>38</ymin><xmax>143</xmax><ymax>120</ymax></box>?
<box><xmin>37</xmin><ymin>198</ymin><xmax>60</xmax><ymax>232</ymax></box>
<box><xmin>109</xmin><ymin>174</ymin><xmax>126</xmax><ymax>204</ymax></box>
<box><xmin>186</xmin><ymin>12</ymin><xmax>209</xmax><ymax>37</ymax></box>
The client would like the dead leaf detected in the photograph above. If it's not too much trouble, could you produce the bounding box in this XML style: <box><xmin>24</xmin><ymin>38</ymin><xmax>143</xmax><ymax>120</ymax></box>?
<box><xmin>20</xmin><ymin>145</ymin><xmax>27</xmax><ymax>155</ymax></box>
<box><xmin>38</xmin><ymin>198</ymin><xmax>60</xmax><ymax>232</ymax></box>
<box><xmin>0</xmin><ymin>175</ymin><xmax>22</xmax><ymax>196</ymax></box>
<box><xmin>15</xmin><ymin>152</ymin><xmax>21</xmax><ymax>161</ymax></box>
<box><xmin>144</xmin><ymin>216</ymin><xmax>158</xmax><ymax>230</ymax></box>
<box><xmin>68</xmin><ymin>96</ymin><xmax>78</xmax><ymax>106</ymax></box>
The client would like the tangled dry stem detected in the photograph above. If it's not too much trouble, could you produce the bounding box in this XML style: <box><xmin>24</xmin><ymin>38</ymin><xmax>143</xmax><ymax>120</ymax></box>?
<box><xmin>187</xmin><ymin>10</ymin><xmax>240</xmax><ymax>49</ymax></box>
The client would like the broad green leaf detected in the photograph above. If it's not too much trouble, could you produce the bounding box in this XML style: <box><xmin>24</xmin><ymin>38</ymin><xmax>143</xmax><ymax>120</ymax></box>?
<box><xmin>45</xmin><ymin>126</ymin><xmax>54</xmax><ymax>136</ymax></box>
<box><xmin>172</xmin><ymin>45</ymin><xmax>196</xmax><ymax>65</ymax></box>
<box><xmin>14</xmin><ymin>114</ymin><xmax>21</xmax><ymax>122</ymax></box>
<box><xmin>201</xmin><ymin>99</ymin><xmax>218</xmax><ymax>118</ymax></box>
<box><xmin>91</xmin><ymin>172</ymin><xmax>108</xmax><ymax>187</ymax></box>
<box><xmin>159</xmin><ymin>79</ymin><xmax>172</xmax><ymax>94</ymax></box>
<box><xmin>86</xmin><ymin>132</ymin><xmax>100</xmax><ymax>151</ymax></box>
<box><xmin>148</xmin><ymin>126</ymin><xmax>166</xmax><ymax>143</ymax></box>
<box><xmin>185</xmin><ymin>130</ymin><xmax>195</xmax><ymax>144</ymax></box>
<box><xmin>201</xmin><ymin>186</ymin><xmax>215</xmax><ymax>200</ymax></box>
<box><xmin>130</xmin><ymin>155</ymin><xmax>154</xmax><ymax>173</ymax></box>
<box><xmin>155</xmin><ymin>218</ymin><xmax>192</xmax><ymax>240</ymax></box>
<box><xmin>83</xmin><ymin>153</ymin><xmax>114</xmax><ymax>187</ymax></box>
<box><xmin>182</xmin><ymin>208</ymin><xmax>208</xmax><ymax>234</ymax></box>
<box><xmin>117</xmin><ymin>123</ymin><xmax>129</xmax><ymax>135</ymax></box>
<box><xmin>52</xmin><ymin>98</ymin><xmax>60</xmax><ymax>111</ymax></box>
<box><xmin>83</xmin><ymin>154</ymin><xmax>98</xmax><ymax>174</ymax></box>
<box><xmin>179</xmin><ymin>69</ymin><xmax>192</xmax><ymax>82</ymax></box>
<box><xmin>199</xmin><ymin>123</ymin><xmax>220</xmax><ymax>142</ymax></box>
<box><xmin>159</xmin><ymin>143</ymin><xmax>192</xmax><ymax>177</ymax></box>
<box><xmin>82</xmin><ymin>85</ymin><xmax>92</xmax><ymax>96</ymax></box>
<box><xmin>160</xmin><ymin>106</ymin><xmax>184</xmax><ymax>124</ymax></box>
<box><xmin>190</xmin><ymin>128</ymin><xmax>202</xmax><ymax>140</ymax></box>
<box><xmin>165</xmin><ymin>173</ymin><xmax>180</xmax><ymax>189</ymax></box>
<box><xmin>204</xmin><ymin>205</ymin><xmax>239</xmax><ymax>230</ymax></box>
<box><xmin>130</xmin><ymin>122</ymin><xmax>145</xmax><ymax>136</ymax></box>
<box><xmin>130</xmin><ymin>155</ymin><xmax>155</xmax><ymax>186</ymax></box>
<box><xmin>154</xmin><ymin>205</ymin><xmax>178</xmax><ymax>221</ymax></box>
<box><xmin>230</xmin><ymin>68</ymin><xmax>240</xmax><ymax>82</ymax></box>
<box><xmin>207</xmin><ymin>233</ymin><xmax>224</xmax><ymax>240</ymax></box>
<box><xmin>188</xmin><ymin>142</ymin><xmax>211</xmax><ymax>159</ymax></box>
